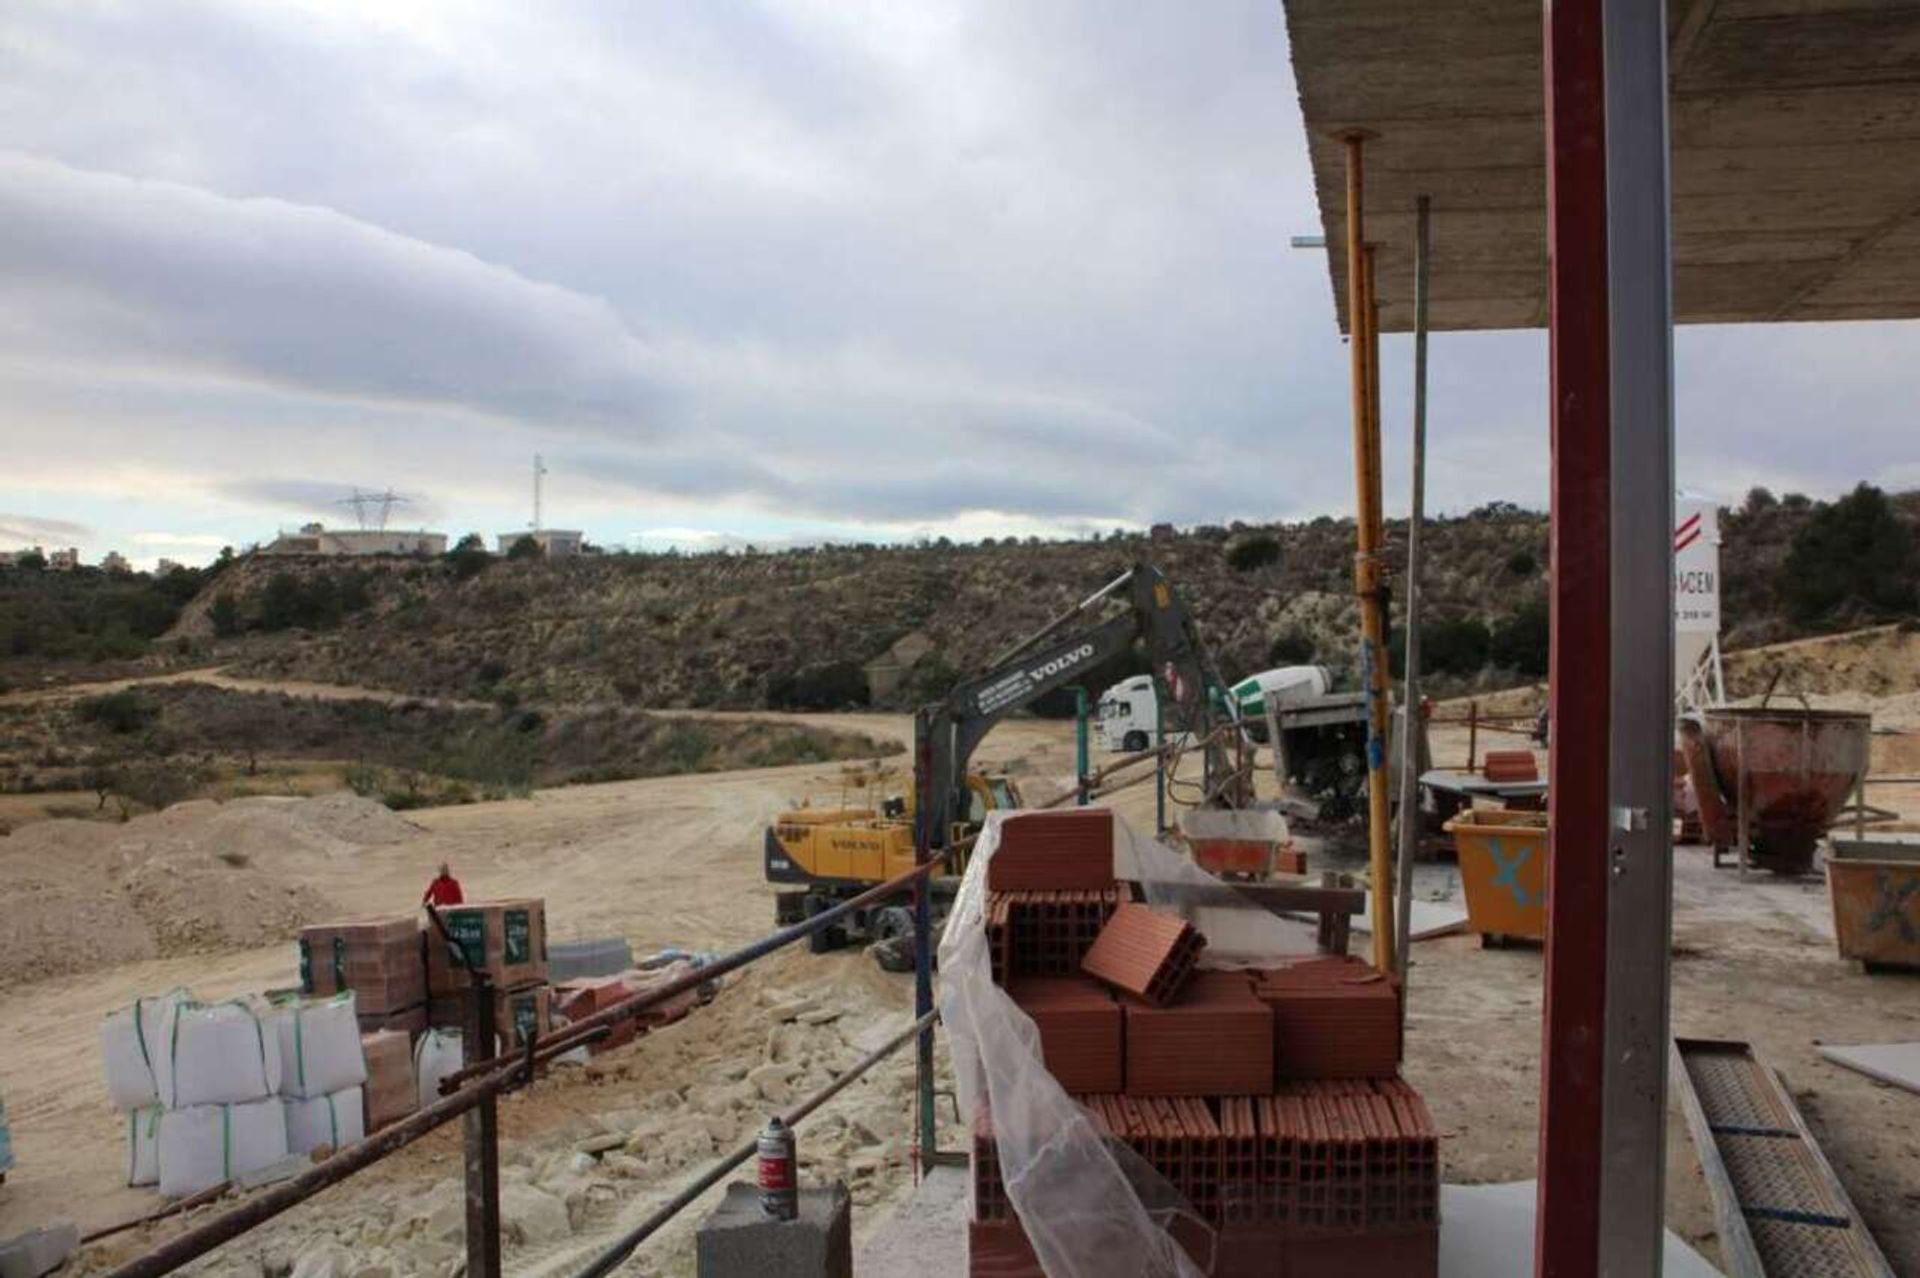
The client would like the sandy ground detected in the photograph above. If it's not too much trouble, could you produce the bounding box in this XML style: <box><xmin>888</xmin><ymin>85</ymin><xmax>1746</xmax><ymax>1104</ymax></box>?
<box><xmin>4</xmin><ymin>677</ymin><xmax>1919</xmax><ymax>1273</ymax></box>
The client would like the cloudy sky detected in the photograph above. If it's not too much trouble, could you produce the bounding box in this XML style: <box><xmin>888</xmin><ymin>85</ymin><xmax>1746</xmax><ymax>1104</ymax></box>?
<box><xmin>2</xmin><ymin>2</ymin><xmax>1915</xmax><ymax>568</ymax></box>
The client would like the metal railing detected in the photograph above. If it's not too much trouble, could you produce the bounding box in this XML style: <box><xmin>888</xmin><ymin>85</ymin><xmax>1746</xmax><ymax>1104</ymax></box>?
<box><xmin>102</xmin><ymin>857</ymin><xmax>946</xmax><ymax>1278</ymax></box>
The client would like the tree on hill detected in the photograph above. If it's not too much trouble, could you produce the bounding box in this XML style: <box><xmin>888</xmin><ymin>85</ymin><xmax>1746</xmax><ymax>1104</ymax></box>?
<box><xmin>446</xmin><ymin>532</ymin><xmax>492</xmax><ymax>580</ymax></box>
<box><xmin>505</xmin><ymin>536</ymin><xmax>544</xmax><ymax>561</ymax></box>
<box><xmin>1780</xmin><ymin>483</ymin><xmax>1919</xmax><ymax>627</ymax></box>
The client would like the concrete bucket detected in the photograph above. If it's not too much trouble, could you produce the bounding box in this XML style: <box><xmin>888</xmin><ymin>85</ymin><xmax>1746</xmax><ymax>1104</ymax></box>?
<box><xmin>1679</xmin><ymin>703</ymin><xmax>1871</xmax><ymax>875</ymax></box>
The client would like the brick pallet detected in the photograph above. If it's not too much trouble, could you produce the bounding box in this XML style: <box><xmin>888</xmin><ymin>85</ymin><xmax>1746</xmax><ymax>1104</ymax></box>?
<box><xmin>424</xmin><ymin>898</ymin><xmax>548</xmax><ymax>996</ymax></box>
<box><xmin>969</xmin><ymin>832</ymin><xmax>1436</xmax><ymax>1277</ymax></box>
<box><xmin>298</xmin><ymin>914</ymin><xmax>425</xmax><ymax>1014</ymax></box>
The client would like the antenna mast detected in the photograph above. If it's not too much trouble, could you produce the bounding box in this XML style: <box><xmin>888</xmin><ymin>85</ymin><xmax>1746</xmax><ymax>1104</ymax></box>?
<box><xmin>532</xmin><ymin>454</ymin><xmax>547</xmax><ymax>531</ymax></box>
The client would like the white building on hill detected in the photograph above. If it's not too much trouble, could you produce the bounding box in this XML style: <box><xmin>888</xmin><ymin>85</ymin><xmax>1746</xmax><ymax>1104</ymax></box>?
<box><xmin>265</xmin><ymin>523</ymin><xmax>448</xmax><ymax>557</ymax></box>
<box><xmin>496</xmin><ymin>529</ymin><xmax>584</xmax><ymax>558</ymax></box>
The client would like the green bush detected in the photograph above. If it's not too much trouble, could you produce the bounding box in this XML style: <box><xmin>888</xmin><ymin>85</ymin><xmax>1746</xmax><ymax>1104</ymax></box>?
<box><xmin>210</xmin><ymin>593</ymin><xmax>242</xmax><ymax>637</ymax></box>
<box><xmin>75</xmin><ymin>690</ymin><xmax>161</xmax><ymax>734</ymax></box>
<box><xmin>1505</xmin><ymin>550</ymin><xmax>1538</xmax><ymax>577</ymax></box>
<box><xmin>446</xmin><ymin>533</ymin><xmax>493</xmax><ymax>581</ymax></box>
<box><xmin>1491</xmin><ymin>596</ymin><xmax>1551</xmax><ymax>676</ymax></box>
<box><xmin>505</xmin><ymin>536</ymin><xmax>544</xmax><ymax>561</ymax></box>
<box><xmin>1267</xmin><ymin>629</ymin><xmax>1316</xmax><ymax>665</ymax></box>
<box><xmin>767</xmin><ymin>662</ymin><xmax>870</xmax><ymax>711</ymax></box>
<box><xmin>1225</xmin><ymin>535</ymin><xmax>1282</xmax><ymax>572</ymax></box>
<box><xmin>1423</xmin><ymin>616</ymin><xmax>1492</xmax><ymax>675</ymax></box>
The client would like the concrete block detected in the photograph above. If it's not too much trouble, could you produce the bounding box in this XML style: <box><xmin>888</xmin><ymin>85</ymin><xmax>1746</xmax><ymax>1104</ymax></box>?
<box><xmin>0</xmin><ymin>1223</ymin><xmax>78</xmax><ymax>1278</ymax></box>
<box><xmin>696</xmin><ymin>1181</ymin><xmax>851</xmax><ymax>1278</ymax></box>
<box><xmin>548</xmin><ymin>936</ymin><xmax>634</xmax><ymax>983</ymax></box>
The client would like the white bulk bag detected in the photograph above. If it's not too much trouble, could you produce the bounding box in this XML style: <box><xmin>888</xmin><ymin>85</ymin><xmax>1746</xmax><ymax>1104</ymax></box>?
<box><xmin>158</xmin><ymin>1100</ymin><xmax>288</xmax><ymax>1198</ymax></box>
<box><xmin>168</xmin><ymin>1000</ymin><xmax>281</xmax><ymax>1107</ymax></box>
<box><xmin>283</xmin><ymin>1086</ymin><xmax>366</xmax><ymax>1157</ymax></box>
<box><xmin>273</xmin><ymin>994</ymin><xmax>367</xmax><ymax>1100</ymax></box>
<box><xmin>101</xmin><ymin>989</ymin><xmax>190</xmax><ymax>1110</ymax></box>
<box><xmin>126</xmin><ymin>1106</ymin><xmax>163</xmax><ymax>1186</ymax></box>
<box><xmin>413</xmin><ymin>1029</ymin><xmax>463</xmax><ymax>1113</ymax></box>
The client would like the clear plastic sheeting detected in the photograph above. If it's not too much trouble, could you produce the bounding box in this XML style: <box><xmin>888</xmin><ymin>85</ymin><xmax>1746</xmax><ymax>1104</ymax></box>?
<box><xmin>938</xmin><ymin>809</ymin><xmax>1318</xmax><ymax>1278</ymax></box>
<box><xmin>1116</xmin><ymin>815</ymin><xmax>1318</xmax><ymax>970</ymax></box>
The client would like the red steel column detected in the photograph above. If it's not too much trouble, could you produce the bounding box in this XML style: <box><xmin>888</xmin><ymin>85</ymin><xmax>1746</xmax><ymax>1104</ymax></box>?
<box><xmin>1538</xmin><ymin>1</ymin><xmax>1611</xmax><ymax>1274</ymax></box>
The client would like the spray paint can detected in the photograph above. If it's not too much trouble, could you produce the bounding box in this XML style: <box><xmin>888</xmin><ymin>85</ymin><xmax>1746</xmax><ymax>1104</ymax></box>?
<box><xmin>757</xmin><ymin>1115</ymin><xmax>797</xmax><ymax>1220</ymax></box>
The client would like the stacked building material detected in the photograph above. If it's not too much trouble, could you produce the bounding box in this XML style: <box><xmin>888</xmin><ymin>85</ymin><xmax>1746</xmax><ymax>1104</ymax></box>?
<box><xmin>990</xmin><ymin>887</ymin><xmax>1125</xmax><ymax>977</ymax></box>
<box><xmin>1080</xmin><ymin>902</ymin><xmax>1206</xmax><ymax>1006</ymax></box>
<box><xmin>360</xmin><ymin>1030</ymin><xmax>416</xmax><ymax>1132</ymax></box>
<box><xmin>424</xmin><ymin>898</ymin><xmax>548</xmax><ymax>994</ymax></box>
<box><xmin>154</xmin><ymin>998</ymin><xmax>291</xmax><ymax>1197</ymax></box>
<box><xmin>1255</xmin><ymin>957</ymin><xmax>1401</xmax><ymax>1080</ymax></box>
<box><xmin>297</xmin><ymin>915</ymin><xmax>426</xmax><ymax>1035</ymax></box>
<box><xmin>986</xmin><ymin>809</ymin><xmax>1116</xmax><ymax>891</ymax></box>
<box><xmin>1006</xmin><ymin>978</ymin><xmax>1122</xmax><ymax>1094</ymax></box>
<box><xmin>552</xmin><ymin>975</ymin><xmax>639</xmax><ymax>1054</ymax></box>
<box><xmin>1084</xmin><ymin>1095</ymin><xmax>1223</xmax><ymax>1225</ymax></box>
<box><xmin>1123</xmin><ymin>971</ymin><xmax>1274</xmax><ymax>1097</ymax></box>
<box><xmin>425</xmin><ymin>898</ymin><xmax>552</xmax><ymax>1048</ymax></box>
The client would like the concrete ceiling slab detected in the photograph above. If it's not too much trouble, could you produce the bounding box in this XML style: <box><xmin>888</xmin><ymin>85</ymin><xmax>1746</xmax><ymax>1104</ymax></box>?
<box><xmin>1281</xmin><ymin>0</ymin><xmax>1920</xmax><ymax>331</ymax></box>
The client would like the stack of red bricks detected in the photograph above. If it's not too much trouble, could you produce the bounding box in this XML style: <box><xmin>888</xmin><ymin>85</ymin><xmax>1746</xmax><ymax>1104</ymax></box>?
<box><xmin>966</xmin><ymin>810</ymin><xmax>1438</xmax><ymax>1276</ymax></box>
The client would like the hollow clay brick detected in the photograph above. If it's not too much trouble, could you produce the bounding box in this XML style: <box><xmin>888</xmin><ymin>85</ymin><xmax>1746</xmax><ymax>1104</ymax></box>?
<box><xmin>987</xmin><ymin>809</ymin><xmax>1117</xmax><ymax>892</ymax></box>
<box><xmin>1082</xmin><ymin>903</ymin><xmax>1206</xmax><ymax>1006</ymax></box>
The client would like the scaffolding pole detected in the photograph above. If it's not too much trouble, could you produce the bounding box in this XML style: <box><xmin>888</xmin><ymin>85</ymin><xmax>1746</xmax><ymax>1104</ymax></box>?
<box><xmin>1339</xmin><ymin>129</ymin><xmax>1398</xmax><ymax>977</ymax></box>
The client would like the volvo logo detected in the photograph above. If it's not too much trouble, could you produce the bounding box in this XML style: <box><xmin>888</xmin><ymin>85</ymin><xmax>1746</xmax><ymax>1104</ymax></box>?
<box><xmin>1029</xmin><ymin>643</ymin><xmax>1095</xmax><ymax>682</ymax></box>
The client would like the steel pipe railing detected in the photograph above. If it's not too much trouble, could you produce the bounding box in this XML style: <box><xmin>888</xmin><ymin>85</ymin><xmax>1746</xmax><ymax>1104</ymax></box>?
<box><xmin>440</xmin><ymin>855</ymin><xmax>945</xmax><ymax>1090</ymax></box>
<box><xmin>101</xmin><ymin>1025</ymin><xmax>611</xmax><ymax>1278</ymax></box>
<box><xmin>571</xmin><ymin>1008</ymin><xmax>938</xmax><ymax>1277</ymax></box>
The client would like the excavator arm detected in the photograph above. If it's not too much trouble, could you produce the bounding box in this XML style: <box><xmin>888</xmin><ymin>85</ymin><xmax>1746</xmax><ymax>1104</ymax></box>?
<box><xmin>912</xmin><ymin>561</ymin><xmax>1240</xmax><ymax>858</ymax></box>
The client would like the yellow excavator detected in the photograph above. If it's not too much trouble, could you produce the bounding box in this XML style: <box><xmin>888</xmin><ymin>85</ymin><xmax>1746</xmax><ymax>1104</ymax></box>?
<box><xmin>766</xmin><ymin>766</ymin><xmax>1024</xmax><ymax>952</ymax></box>
<box><xmin>765</xmin><ymin>559</ymin><xmax>1239</xmax><ymax>957</ymax></box>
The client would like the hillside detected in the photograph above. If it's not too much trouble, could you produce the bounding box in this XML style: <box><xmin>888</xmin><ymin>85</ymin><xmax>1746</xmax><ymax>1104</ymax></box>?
<box><xmin>172</xmin><ymin>510</ymin><xmax>1556</xmax><ymax>710</ymax></box>
<box><xmin>145</xmin><ymin>485</ymin><xmax>1915</xmax><ymax>712</ymax></box>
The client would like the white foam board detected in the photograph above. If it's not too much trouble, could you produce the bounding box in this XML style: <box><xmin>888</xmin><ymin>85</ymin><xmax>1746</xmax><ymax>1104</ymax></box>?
<box><xmin>1818</xmin><ymin>1042</ymin><xmax>1920</xmax><ymax>1095</ymax></box>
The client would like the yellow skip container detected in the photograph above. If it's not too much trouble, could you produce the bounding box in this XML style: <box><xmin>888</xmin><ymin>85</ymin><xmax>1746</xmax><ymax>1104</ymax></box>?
<box><xmin>1444</xmin><ymin>808</ymin><xmax>1549</xmax><ymax>945</ymax></box>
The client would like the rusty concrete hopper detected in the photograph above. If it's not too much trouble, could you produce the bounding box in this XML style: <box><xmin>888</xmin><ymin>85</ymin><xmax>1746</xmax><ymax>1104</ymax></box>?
<box><xmin>1679</xmin><ymin>705</ymin><xmax>1871</xmax><ymax>876</ymax></box>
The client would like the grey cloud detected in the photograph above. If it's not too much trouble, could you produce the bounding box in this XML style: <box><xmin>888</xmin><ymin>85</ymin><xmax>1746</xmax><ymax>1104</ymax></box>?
<box><xmin>0</xmin><ymin>1</ymin><xmax>1910</xmax><ymax>554</ymax></box>
<box><xmin>0</xmin><ymin>513</ymin><xmax>92</xmax><ymax>545</ymax></box>
<box><xmin>213</xmin><ymin>478</ymin><xmax>447</xmax><ymax>526</ymax></box>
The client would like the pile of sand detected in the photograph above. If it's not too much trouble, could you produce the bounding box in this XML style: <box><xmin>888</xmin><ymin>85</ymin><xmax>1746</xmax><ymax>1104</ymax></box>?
<box><xmin>0</xmin><ymin>793</ymin><xmax>418</xmax><ymax>985</ymax></box>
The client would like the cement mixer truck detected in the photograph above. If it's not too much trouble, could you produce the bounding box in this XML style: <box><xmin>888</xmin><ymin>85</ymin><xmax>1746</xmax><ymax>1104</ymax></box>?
<box><xmin>1099</xmin><ymin>664</ymin><xmax>1373</xmax><ymax>820</ymax></box>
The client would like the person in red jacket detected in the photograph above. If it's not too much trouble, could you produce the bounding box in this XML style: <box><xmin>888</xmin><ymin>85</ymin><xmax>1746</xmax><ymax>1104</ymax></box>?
<box><xmin>422</xmin><ymin>862</ymin><xmax>465</xmax><ymax>908</ymax></box>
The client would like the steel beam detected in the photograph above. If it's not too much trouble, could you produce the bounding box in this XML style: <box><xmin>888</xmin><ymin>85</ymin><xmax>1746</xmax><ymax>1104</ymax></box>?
<box><xmin>1538</xmin><ymin>0</ymin><xmax>1615</xmax><ymax>1272</ymax></box>
<box><xmin>1538</xmin><ymin>1</ymin><xmax>1675</xmax><ymax>1275</ymax></box>
<box><xmin>1599</xmin><ymin>0</ymin><xmax>1675</xmax><ymax>1270</ymax></box>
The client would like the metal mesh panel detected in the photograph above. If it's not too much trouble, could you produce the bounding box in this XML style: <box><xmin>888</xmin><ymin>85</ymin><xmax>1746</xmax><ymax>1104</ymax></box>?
<box><xmin>1684</xmin><ymin>1050</ymin><xmax>1791</xmax><ymax>1130</ymax></box>
<box><xmin>1747</xmin><ymin>1218</ymin><xmax>1882</xmax><ymax>1278</ymax></box>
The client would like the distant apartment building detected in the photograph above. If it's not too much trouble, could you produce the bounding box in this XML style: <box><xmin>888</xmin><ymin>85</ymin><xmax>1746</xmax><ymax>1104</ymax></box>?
<box><xmin>101</xmin><ymin>551</ymin><xmax>132</xmax><ymax>573</ymax></box>
<box><xmin>156</xmin><ymin>558</ymin><xmax>184</xmax><ymax>575</ymax></box>
<box><xmin>47</xmin><ymin>547</ymin><xmax>80</xmax><ymax>571</ymax></box>
<box><xmin>0</xmin><ymin>546</ymin><xmax>44</xmax><ymax>568</ymax></box>
<box><xmin>496</xmin><ymin>529</ymin><xmax>584</xmax><ymax>558</ymax></box>
<box><xmin>264</xmin><ymin>523</ymin><xmax>448</xmax><ymax>557</ymax></box>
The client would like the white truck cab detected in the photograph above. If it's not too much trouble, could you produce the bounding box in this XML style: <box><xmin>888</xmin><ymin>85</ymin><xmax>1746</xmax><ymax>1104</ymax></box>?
<box><xmin>1096</xmin><ymin>674</ymin><xmax>1158</xmax><ymax>753</ymax></box>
